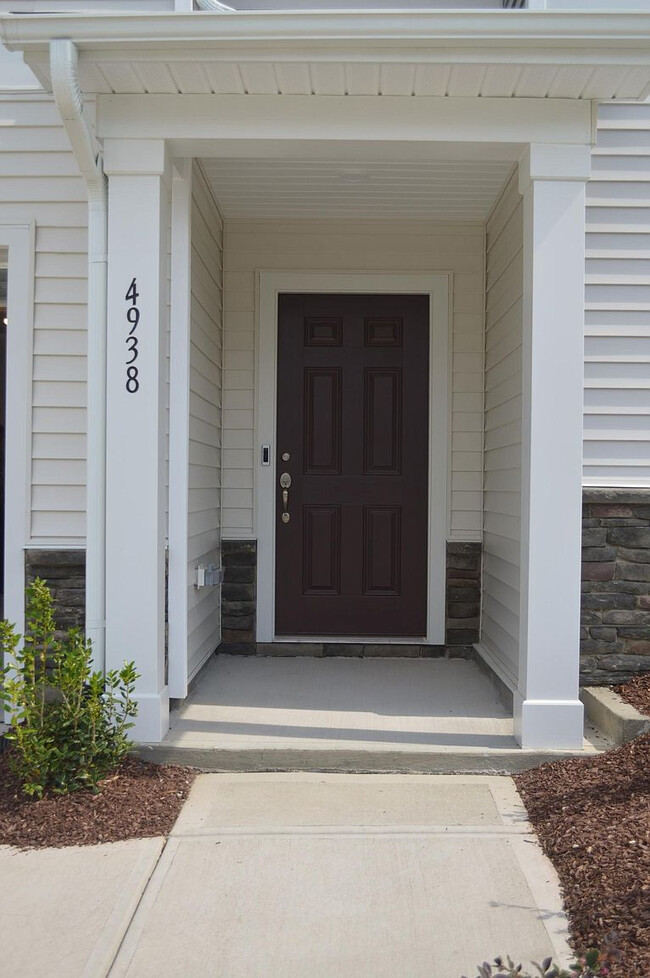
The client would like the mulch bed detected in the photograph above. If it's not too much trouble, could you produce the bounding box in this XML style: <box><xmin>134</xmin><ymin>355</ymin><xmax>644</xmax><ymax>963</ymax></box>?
<box><xmin>0</xmin><ymin>753</ymin><xmax>196</xmax><ymax>849</ymax></box>
<box><xmin>514</xmin><ymin>734</ymin><xmax>650</xmax><ymax>978</ymax></box>
<box><xmin>613</xmin><ymin>673</ymin><xmax>650</xmax><ymax>718</ymax></box>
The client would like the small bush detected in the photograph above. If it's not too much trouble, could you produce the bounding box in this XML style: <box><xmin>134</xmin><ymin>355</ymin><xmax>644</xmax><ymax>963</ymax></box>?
<box><xmin>463</xmin><ymin>949</ymin><xmax>619</xmax><ymax>978</ymax></box>
<box><xmin>0</xmin><ymin>578</ymin><xmax>139</xmax><ymax>798</ymax></box>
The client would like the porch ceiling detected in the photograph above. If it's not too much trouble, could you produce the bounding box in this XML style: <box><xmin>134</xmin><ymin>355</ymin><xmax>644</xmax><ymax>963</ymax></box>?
<box><xmin>200</xmin><ymin>156</ymin><xmax>514</xmax><ymax>220</ymax></box>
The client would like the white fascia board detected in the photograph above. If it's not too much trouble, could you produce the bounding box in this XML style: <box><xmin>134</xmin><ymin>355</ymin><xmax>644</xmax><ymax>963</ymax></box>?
<box><xmin>4</xmin><ymin>10</ymin><xmax>650</xmax><ymax>58</ymax></box>
<box><xmin>97</xmin><ymin>93</ymin><xmax>593</xmax><ymax>147</ymax></box>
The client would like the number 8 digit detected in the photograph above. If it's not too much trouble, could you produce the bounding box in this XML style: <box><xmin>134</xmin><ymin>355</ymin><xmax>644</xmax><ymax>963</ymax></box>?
<box><xmin>126</xmin><ymin>365</ymin><xmax>139</xmax><ymax>393</ymax></box>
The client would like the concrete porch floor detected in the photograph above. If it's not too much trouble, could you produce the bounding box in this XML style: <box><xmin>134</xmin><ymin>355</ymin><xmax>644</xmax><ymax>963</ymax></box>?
<box><xmin>139</xmin><ymin>655</ymin><xmax>608</xmax><ymax>773</ymax></box>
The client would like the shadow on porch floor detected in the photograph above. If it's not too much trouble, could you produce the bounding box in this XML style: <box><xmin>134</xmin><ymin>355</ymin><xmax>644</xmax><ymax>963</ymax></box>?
<box><xmin>137</xmin><ymin>656</ymin><xmax>607</xmax><ymax>773</ymax></box>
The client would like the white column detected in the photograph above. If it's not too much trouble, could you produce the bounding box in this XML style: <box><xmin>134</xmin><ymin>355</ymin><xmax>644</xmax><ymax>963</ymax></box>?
<box><xmin>104</xmin><ymin>139</ymin><xmax>169</xmax><ymax>743</ymax></box>
<box><xmin>516</xmin><ymin>143</ymin><xmax>590</xmax><ymax>750</ymax></box>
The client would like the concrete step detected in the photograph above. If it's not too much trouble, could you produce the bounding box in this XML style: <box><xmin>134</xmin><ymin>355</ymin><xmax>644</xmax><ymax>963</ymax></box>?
<box><xmin>138</xmin><ymin>654</ymin><xmax>610</xmax><ymax>773</ymax></box>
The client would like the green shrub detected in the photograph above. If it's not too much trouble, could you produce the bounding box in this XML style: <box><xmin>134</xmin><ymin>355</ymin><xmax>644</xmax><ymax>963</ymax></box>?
<box><xmin>463</xmin><ymin>949</ymin><xmax>619</xmax><ymax>978</ymax></box>
<box><xmin>0</xmin><ymin>578</ymin><xmax>139</xmax><ymax>798</ymax></box>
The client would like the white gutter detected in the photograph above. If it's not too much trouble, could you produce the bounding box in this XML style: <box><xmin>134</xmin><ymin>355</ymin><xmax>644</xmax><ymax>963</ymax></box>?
<box><xmin>4</xmin><ymin>11</ymin><xmax>650</xmax><ymax>51</ymax></box>
<box><xmin>50</xmin><ymin>39</ymin><xmax>107</xmax><ymax>673</ymax></box>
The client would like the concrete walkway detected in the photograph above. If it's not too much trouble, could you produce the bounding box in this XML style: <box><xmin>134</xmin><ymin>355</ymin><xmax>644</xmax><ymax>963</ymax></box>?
<box><xmin>2</xmin><ymin>774</ymin><xmax>573</xmax><ymax>978</ymax></box>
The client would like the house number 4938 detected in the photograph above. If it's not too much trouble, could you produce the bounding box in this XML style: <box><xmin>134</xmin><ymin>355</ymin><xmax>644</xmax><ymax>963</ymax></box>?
<box><xmin>124</xmin><ymin>277</ymin><xmax>140</xmax><ymax>393</ymax></box>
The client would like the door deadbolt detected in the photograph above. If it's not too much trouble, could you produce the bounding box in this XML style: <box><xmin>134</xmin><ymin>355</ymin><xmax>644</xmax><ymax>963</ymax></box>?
<box><xmin>280</xmin><ymin>473</ymin><xmax>292</xmax><ymax>489</ymax></box>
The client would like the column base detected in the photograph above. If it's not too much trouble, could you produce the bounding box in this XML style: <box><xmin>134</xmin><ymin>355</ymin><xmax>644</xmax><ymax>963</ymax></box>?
<box><xmin>132</xmin><ymin>689</ymin><xmax>170</xmax><ymax>744</ymax></box>
<box><xmin>514</xmin><ymin>694</ymin><xmax>584</xmax><ymax>750</ymax></box>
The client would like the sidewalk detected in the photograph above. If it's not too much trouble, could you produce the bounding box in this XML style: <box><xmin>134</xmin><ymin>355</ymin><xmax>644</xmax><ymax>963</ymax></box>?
<box><xmin>2</xmin><ymin>774</ymin><xmax>572</xmax><ymax>978</ymax></box>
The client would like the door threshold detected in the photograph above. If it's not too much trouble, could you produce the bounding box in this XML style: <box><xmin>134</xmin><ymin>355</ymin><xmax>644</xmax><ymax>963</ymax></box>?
<box><xmin>273</xmin><ymin>636</ymin><xmax>428</xmax><ymax>644</ymax></box>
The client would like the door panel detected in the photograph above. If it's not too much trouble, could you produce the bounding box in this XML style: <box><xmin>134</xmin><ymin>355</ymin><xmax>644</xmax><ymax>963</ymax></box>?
<box><xmin>275</xmin><ymin>293</ymin><xmax>429</xmax><ymax>637</ymax></box>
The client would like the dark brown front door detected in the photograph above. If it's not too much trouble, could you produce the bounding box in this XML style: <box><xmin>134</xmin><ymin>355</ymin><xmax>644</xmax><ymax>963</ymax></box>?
<box><xmin>275</xmin><ymin>293</ymin><xmax>429</xmax><ymax>637</ymax></box>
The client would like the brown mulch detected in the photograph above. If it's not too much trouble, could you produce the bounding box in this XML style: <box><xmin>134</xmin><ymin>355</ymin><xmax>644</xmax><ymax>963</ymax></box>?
<box><xmin>514</xmin><ymin>734</ymin><xmax>650</xmax><ymax>978</ymax></box>
<box><xmin>0</xmin><ymin>752</ymin><xmax>196</xmax><ymax>849</ymax></box>
<box><xmin>613</xmin><ymin>673</ymin><xmax>650</xmax><ymax>718</ymax></box>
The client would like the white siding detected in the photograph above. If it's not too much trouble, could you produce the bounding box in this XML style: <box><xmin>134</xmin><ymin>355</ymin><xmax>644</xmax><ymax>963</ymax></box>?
<box><xmin>0</xmin><ymin>94</ymin><xmax>88</xmax><ymax>543</ymax></box>
<box><xmin>221</xmin><ymin>218</ymin><xmax>486</xmax><ymax>540</ymax></box>
<box><xmin>585</xmin><ymin>102</ymin><xmax>650</xmax><ymax>488</ymax></box>
<box><xmin>187</xmin><ymin>160</ymin><xmax>223</xmax><ymax>680</ymax></box>
<box><xmin>481</xmin><ymin>172</ymin><xmax>522</xmax><ymax>685</ymax></box>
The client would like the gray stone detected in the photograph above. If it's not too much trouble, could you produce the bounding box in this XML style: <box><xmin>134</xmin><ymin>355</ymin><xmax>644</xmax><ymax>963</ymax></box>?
<box><xmin>600</xmin><ymin>518</ymin><xmax>648</xmax><ymax>527</ymax></box>
<box><xmin>581</xmin><ymin>562</ymin><xmax>615</xmax><ymax>581</ymax></box>
<box><xmin>223</xmin><ymin>600</ymin><xmax>255</xmax><ymax>617</ymax></box>
<box><xmin>256</xmin><ymin>643</ymin><xmax>324</xmax><ymax>656</ymax></box>
<box><xmin>617</xmin><ymin>548</ymin><xmax>650</xmax><ymax>564</ymax></box>
<box><xmin>222</xmin><ymin>541</ymin><xmax>257</xmax><ymax>556</ymax></box>
<box><xmin>616</xmin><ymin>626</ymin><xmax>650</xmax><ymax>640</ymax></box>
<box><xmin>224</xmin><ymin>566</ymin><xmax>256</xmax><ymax>584</ymax></box>
<box><xmin>221</xmin><ymin>629</ymin><xmax>255</xmax><ymax>644</ymax></box>
<box><xmin>222</xmin><ymin>583</ymin><xmax>255</xmax><ymax>602</ymax></box>
<box><xmin>595</xmin><ymin>653</ymin><xmax>650</xmax><ymax>672</ymax></box>
<box><xmin>589</xmin><ymin>627</ymin><xmax>617</xmax><ymax>642</ymax></box>
<box><xmin>323</xmin><ymin>644</ymin><xmax>364</xmax><ymax>657</ymax></box>
<box><xmin>581</xmin><ymin>547</ymin><xmax>617</xmax><ymax>562</ymax></box>
<box><xmin>363</xmin><ymin>644</ymin><xmax>421</xmax><ymax>657</ymax></box>
<box><xmin>581</xmin><ymin>528</ymin><xmax>607</xmax><ymax>547</ymax></box>
<box><xmin>447</xmin><ymin>602</ymin><xmax>480</xmax><ymax>619</ymax></box>
<box><xmin>583</xmin><ymin>580</ymin><xmax>648</xmax><ymax>595</ymax></box>
<box><xmin>446</xmin><ymin>629</ymin><xmax>479</xmax><ymax>646</ymax></box>
<box><xmin>581</xmin><ymin>593</ymin><xmax>636</xmax><ymax>611</ymax></box>
<box><xmin>615</xmin><ymin>561</ymin><xmax>650</xmax><ymax>583</ymax></box>
<box><xmin>601</xmin><ymin>609</ymin><xmax>650</xmax><ymax>626</ymax></box>
<box><xmin>446</xmin><ymin>542</ymin><xmax>481</xmax><ymax>556</ymax></box>
<box><xmin>628</xmin><ymin>640</ymin><xmax>650</xmax><ymax>655</ymax></box>
<box><xmin>420</xmin><ymin>646</ymin><xmax>445</xmax><ymax>658</ymax></box>
<box><xmin>446</xmin><ymin>587</ymin><xmax>480</xmax><ymax>603</ymax></box>
<box><xmin>580</xmin><ymin>639</ymin><xmax>625</xmax><ymax>655</ymax></box>
<box><xmin>582</xmin><ymin>487</ymin><xmax>650</xmax><ymax>505</ymax></box>
<box><xmin>222</xmin><ymin>615</ymin><xmax>255</xmax><ymax>630</ymax></box>
<box><xmin>580</xmin><ymin>611</ymin><xmax>602</xmax><ymax>625</ymax></box>
<box><xmin>446</xmin><ymin>554</ymin><xmax>481</xmax><ymax>571</ymax></box>
<box><xmin>607</xmin><ymin>527</ymin><xmax>650</xmax><ymax>548</ymax></box>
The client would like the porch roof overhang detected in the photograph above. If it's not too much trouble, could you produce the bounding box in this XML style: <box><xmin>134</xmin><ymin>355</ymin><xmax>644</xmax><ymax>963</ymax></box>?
<box><xmin>3</xmin><ymin>10</ymin><xmax>650</xmax><ymax>101</ymax></box>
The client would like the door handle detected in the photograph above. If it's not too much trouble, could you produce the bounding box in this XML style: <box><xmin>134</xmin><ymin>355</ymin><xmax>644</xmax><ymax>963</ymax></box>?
<box><xmin>280</xmin><ymin>472</ymin><xmax>292</xmax><ymax>523</ymax></box>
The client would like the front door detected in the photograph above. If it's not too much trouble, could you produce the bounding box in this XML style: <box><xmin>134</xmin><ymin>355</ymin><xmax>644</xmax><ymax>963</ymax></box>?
<box><xmin>275</xmin><ymin>293</ymin><xmax>429</xmax><ymax>637</ymax></box>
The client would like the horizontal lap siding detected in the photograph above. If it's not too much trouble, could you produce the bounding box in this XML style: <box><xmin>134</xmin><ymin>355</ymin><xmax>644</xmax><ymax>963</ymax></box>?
<box><xmin>586</xmin><ymin>102</ymin><xmax>650</xmax><ymax>488</ymax></box>
<box><xmin>222</xmin><ymin>219</ymin><xmax>485</xmax><ymax>541</ymax></box>
<box><xmin>482</xmin><ymin>173</ymin><xmax>522</xmax><ymax>684</ymax></box>
<box><xmin>0</xmin><ymin>95</ymin><xmax>88</xmax><ymax>543</ymax></box>
<box><xmin>188</xmin><ymin>161</ymin><xmax>223</xmax><ymax>680</ymax></box>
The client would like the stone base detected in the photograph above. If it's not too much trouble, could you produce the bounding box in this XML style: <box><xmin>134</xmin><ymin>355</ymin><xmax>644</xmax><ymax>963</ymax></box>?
<box><xmin>581</xmin><ymin>488</ymin><xmax>650</xmax><ymax>685</ymax></box>
<box><xmin>24</xmin><ymin>549</ymin><xmax>85</xmax><ymax>635</ymax></box>
<box><xmin>219</xmin><ymin>541</ymin><xmax>482</xmax><ymax>654</ymax></box>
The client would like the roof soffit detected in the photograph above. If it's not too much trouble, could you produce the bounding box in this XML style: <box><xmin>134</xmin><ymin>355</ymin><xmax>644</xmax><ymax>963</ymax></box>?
<box><xmin>3</xmin><ymin>11</ymin><xmax>650</xmax><ymax>99</ymax></box>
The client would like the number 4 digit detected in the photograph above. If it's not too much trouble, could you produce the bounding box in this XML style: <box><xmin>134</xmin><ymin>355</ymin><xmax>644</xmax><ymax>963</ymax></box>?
<box><xmin>125</xmin><ymin>277</ymin><xmax>139</xmax><ymax>304</ymax></box>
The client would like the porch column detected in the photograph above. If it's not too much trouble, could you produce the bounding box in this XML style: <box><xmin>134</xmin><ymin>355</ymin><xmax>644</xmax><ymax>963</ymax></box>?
<box><xmin>516</xmin><ymin>144</ymin><xmax>590</xmax><ymax>750</ymax></box>
<box><xmin>104</xmin><ymin>139</ymin><xmax>169</xmax><ymax>742</ymax></box>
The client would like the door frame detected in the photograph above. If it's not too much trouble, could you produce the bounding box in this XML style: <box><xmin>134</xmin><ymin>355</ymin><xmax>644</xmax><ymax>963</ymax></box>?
<box><xmin>256</xmin><ymin>271</ymin><xmax>451</xmax><ymax>645</ymax></box>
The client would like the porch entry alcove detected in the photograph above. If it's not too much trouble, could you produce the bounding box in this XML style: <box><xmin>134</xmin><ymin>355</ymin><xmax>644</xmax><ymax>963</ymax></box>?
<box><xmin>8</xmin><ymin>8</ymin><xmax>635</xmax><ymax>751</ymax></box>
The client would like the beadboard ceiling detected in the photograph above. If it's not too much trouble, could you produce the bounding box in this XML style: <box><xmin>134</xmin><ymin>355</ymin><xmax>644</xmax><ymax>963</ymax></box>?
<box><xmin>200</xmin><ymin>157</ymin><xmax>514</xmax><ymax>220</ymax></box>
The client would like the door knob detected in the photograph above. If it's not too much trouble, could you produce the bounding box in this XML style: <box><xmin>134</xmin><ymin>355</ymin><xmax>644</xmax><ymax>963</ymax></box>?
<box><xmin>280</xmin><ymin>472</ymin><xmax>291</xmax><ymax>523</ymax></box>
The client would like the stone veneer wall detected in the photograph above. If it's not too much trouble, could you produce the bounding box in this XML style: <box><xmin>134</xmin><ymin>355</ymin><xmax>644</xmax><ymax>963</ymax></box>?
<box><xmin>581</xmin><ymin>489</ymin><xmax>650</xmax><ymax>684</ymax></box>
<box><xmin>219</xmin><ymin>540</ymin><xmax>481</xmax><ymax>656</ymax></box>
<box><xmin>24</xmin><ymin>549</ymin><xmax>85</xmax><ymax>634</ymax></box>
<box><xmin>220</xmin><ymin>540</ymin><xmax>257</xmax><ymax>652</ymax></box>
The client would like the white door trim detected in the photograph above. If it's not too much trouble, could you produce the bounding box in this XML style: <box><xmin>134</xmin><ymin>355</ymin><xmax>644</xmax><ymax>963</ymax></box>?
<box><xmin>256</xmin><ymin>270</ymin><xmax>450</xmax><ymax>645</ymax></box>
